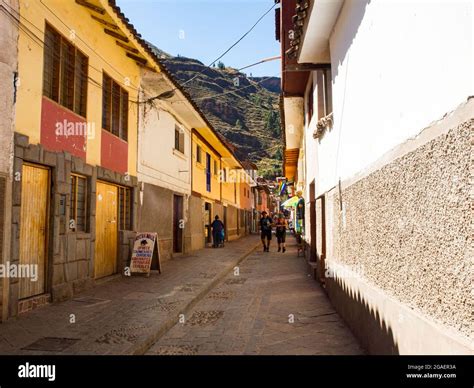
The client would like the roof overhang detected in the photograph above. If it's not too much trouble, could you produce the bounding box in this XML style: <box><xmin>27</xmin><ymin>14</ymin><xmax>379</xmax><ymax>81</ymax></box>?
<box><xmin>298</xmin><ymin>0</ymin><xmax>344</xmax><ymax>63</ymax></box>
<box><xmin>88</xmin><ymin>0</ymin><xmax>244</xmax><ymax>170</ymax></box>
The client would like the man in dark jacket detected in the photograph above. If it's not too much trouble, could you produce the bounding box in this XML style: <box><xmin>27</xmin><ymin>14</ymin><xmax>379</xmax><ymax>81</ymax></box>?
<box><xmin>260</xmin><ymin>211</ymin><xmax>273</xmax><ymax>252</ymax></box>
<box><xmin>211</xmin><ymin>215</ymin><xmax>224</xmax><ymax>248</ymax></box>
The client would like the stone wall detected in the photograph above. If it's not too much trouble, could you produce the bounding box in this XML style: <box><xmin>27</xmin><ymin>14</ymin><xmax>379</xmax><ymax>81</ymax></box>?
<box><xmin>137</xmin><ymin>183</ymin><xmax>174</xmax><ymax>261</ymax></box>
<box><xmin>226</xmin><ymin>205</ymin><xmax>238</xmax><ymax>240</ymax></box>
<box><xmin>9</xmin><ymin>133</ymin><xmax>138</xmax><ymax>315</ymax></box>
<box><xmin>322</xmin><ymin>105</ymin><xmax>473</xmax><ymax>352</ymax></box>
<box><xmin>0</xmin><ymin>0</ymin><xmax>18</xmax><ymax>321</ymax></box>
<box><xmin>119</xmin><ymin>230</ymin><xmax>136</xmax><ymax>271</ymax></box>
<box><xmin>0</xmin><ymin>0</ymin><xmax>17</xmax><ymax>175</ymax></box>
<box><xmin>188</xmin><ymin>194</ymin><xmax>205</xmax><ymax>251</ymax></box>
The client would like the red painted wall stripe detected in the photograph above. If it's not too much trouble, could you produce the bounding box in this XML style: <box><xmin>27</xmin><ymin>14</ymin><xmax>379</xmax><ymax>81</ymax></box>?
<box><xmin>100</xmin><ymin>129</ymin><xmax>128</xmax><ymax>174</ymax></box>
<box><xmin>40</xmin><ymin>97</ymin><xmax>87</xmax><ymax>159</ymax></box>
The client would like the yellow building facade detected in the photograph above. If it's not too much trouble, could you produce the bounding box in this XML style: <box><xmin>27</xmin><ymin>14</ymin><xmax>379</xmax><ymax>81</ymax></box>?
<box><xmin>190</xmin><ymin>125</ymin><xmax>253</xmax><ymax>249</ymax></box>
<box><xmin>7</xmin><ymin>0</ymin><xmax>164</xmax><ymax>316</ymax></box>
<box><xmin>3</xmin><ymin>0</ymin><xmax>256</xmax><ymax>318</ymax></box>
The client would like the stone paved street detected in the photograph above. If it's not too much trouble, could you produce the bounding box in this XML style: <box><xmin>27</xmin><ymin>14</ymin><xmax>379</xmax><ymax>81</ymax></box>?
<box><xmin>0</xmin><ymin>236</ymin><xmax>260</xmax><ymax>355</ymax></box>
<box><xmin>147</xmin><ymin>237</ymin><xmax>364</xmax><ymax>355</ymax></box>
<box><xmin>0</xmin><ymin>233</ymin><xmax>363</xmax><ymax>355</ymax></box>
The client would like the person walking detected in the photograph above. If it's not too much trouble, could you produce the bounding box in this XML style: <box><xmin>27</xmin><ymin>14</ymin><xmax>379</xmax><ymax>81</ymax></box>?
<box><xmin>211</xmin><ymin>215</ymin><xmax>224</xmax><ymax>248</ymax></box>
<box><xmin>275</xmin><ymin>214</ymin><xmax>288</xmax><ymax>253</ymax></box>
<box><xmin>260</xmin><ymin>211</ymin><xmax>273</xmax><ymax>252</ymax></box>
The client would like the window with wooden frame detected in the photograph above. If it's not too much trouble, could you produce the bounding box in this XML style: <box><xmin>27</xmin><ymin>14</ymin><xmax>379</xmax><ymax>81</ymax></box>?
<box><xmin>317</xmin><ymin>68</ymin><xmax>333</xmax><ymax>119</ymax></box>
<box><xmin>196</xmin><ymin>145</ymin><xmax>202</xmax><ymax>163</ymax></box>
<box><xmin>43</xmin><ymin>23</ymin><xmax>88</xmax><ymax>118</ymax></box>
<box><xmin>102</xmin><ymin>73</ymin><xmax>129</xmax><ymax>141</ymax></box>
<box><xmin>174</xmin><ymin>125</ymin><xmax>185</xmax><ymax>153</ymax></box>
<box><xmin>118</xmin><ymin>186</ymin><xmax>132</xmax><ymax>230</ymax></box>
<box><xmin>70</xmin><ymin>174</ymin><xmax>88</xmax><ymax>232</ymax></box>
<box><xmin>307</xmin><ymin>78</ymin><xmax>314</xmax><ymax>124</ymax></box>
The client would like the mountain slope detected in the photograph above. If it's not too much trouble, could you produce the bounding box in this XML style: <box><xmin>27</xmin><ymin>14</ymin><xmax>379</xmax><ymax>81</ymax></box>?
<box><xmin>151</xmin><ymin>47</ymin><xmax>282</xmax><ymax>178</ymax></box>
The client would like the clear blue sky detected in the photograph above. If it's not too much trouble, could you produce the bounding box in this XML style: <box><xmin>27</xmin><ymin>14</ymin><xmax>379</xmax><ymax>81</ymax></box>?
<box><xmin>116</xmin><ymin>0</ymin><xmax>281</xmax><ymax>77</ymax></box>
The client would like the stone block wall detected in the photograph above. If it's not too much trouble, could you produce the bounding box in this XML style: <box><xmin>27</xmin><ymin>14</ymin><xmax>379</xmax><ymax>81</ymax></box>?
<box><xmin>9</xmin><ymin>133</ymin><xmax>138</xmax><ymax>315</ymax></box>
<box><xmin>137</xmin><ymin>183</ymin><xmax>174</xmax><ymax>261</ymax></box>
<box><xmin>188</xmin><ymin>194</ymin><xmax>205</xmax><ymax>251</ymax></box>
<box><xmin>0</xmin><ymin>0</ymin><xmax>18</xmax><ymax>321</ymax></box>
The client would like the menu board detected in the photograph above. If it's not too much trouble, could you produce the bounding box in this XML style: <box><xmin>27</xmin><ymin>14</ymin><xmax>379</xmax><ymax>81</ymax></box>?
<box><xmin>130</xmin><ymin>232</ymin><xmax>161</xmax><ymax>275</ymax></box>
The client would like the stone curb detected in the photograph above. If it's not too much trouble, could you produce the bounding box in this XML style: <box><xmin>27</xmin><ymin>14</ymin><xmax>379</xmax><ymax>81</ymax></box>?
<box><xmin>129</xmin><ymin>241</ymin><xmax>260</xmax><ymax>355</ymax></box>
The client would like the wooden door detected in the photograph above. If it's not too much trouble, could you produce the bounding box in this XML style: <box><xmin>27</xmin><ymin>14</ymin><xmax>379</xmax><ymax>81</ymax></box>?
<box><xmin>309</xmin><ymin>181</ymin><xmax>317</xmax><ymax>262</ymax></box>
<box><xmin>223</xmin><ymin>206</ymin><xmax>228</xmax><ymax>242</ymax></box>
<box><xmin>19</xmin><ymin>164</ymin><xmax>49</xmax><ymax>299</ymax></box>
<box><xmin>173</xmin><ymin>195</ymin><xmax>183</xmax><ymax>253</ymax></box>
<box><xmin>204</xmin><ymin>202</ymin><xmax>211</xmax><ymax>244</ymax></box>
<box><xmin>95</xmin><ymin>182</ymin><xmax>118</xmax><ymax>279</ymax></box>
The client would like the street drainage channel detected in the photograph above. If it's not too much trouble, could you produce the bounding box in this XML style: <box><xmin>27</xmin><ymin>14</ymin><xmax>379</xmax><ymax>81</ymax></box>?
<box><xmin>134</xmin><ymin>242</ymin><xmax>260</xmax><ymax>355</ymax></box>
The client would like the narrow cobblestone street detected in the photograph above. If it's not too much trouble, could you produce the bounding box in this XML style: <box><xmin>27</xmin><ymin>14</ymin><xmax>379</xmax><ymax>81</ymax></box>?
<box><xmin>0</xmin><ymin>235</ymin><xmax>363</xmax><ymax>355</ymax></box>
<box><xmin>146</xmin><ymin>237</ymin><xmax>363</xmax><ymax>355</ymax></box>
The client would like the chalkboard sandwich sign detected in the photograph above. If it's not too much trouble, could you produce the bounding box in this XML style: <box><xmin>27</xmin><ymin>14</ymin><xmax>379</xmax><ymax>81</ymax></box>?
<box><xmin>130</xmin><ymin>232</ymin><xmax>161</xmax><ymax>276</ymax></box>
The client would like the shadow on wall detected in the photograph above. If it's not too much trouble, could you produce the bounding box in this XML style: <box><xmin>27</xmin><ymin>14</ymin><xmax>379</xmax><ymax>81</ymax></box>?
<box><xmin>326</xmin><ymin>274</ymin><xmax>399</xmax><ymax>355</ymax></box>
<box><xmin>331</xmin><ymin>0</ymin><xmax>370</xmax><ymax>80</ymax></box>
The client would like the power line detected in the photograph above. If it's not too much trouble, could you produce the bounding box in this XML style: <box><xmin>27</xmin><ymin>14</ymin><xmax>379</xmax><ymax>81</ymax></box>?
<box><xmin>146</xmin><ymin>1</ymin><xmax>277</xmax><ymax>103</ymax></box>
<box><xmin>237</xmin><ymin>56</ymin><xmax>280</xmax><ymax>72</ymax></box>
<box><xmin>169</xmin><ymin>72</ymin><xmax>280</xmax><ymax>103</ymax></box>
<box><xmin>0</xmin><ymin>2</ymin><xmax>144</xmax><ymax>110</ymax></box>
<box><xmin>38</xmin><ymin>0</ymin><xmax>142</xmax><ymax>92</ymax></box>
<box><xmin>2</xmin><ymin>0</ymin><xmax>281</xmax><ymax>144</ymax></box>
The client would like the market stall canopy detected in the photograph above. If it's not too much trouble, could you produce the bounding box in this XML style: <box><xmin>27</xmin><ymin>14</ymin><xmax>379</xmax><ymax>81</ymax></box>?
<box><xmin>281</xmin><ymin>196</ymin><xmax>300</xmax><ymax>207</ymax></box>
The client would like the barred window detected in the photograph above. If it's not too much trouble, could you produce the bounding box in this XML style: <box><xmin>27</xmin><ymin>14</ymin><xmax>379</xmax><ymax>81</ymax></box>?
<box><xmin>43</xmin><ymin>23</ymin><xmax>88</xmax><ymax>117</ymax></box>
<box><xmin>70</xmin><ymin>174</ymin><xmax>88</xmax><ymax>232</ymax></box>
<box><xmin>118</xmin><ymin>186</ymin><xmax>132</xmax><ymax>230</ymax></box>
<box><xmin>102</xmin><ymin>73</ymin><xmax>128</xmax><ymax>141</ymax></box>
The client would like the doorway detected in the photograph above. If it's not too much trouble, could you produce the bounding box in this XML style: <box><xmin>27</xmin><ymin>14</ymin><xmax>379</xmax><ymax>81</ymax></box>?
<box><xmin>223</xmin><ymin>206</ymin><xmax>228</xmax><ymax>242</ymax></box>
<box><xmin>309</xmin><ymin>181</ymin><xmax>316</xmax><ymax>262</ymax></box>
<box><xmin>316</xmin><ymin>195</ymin><xmax>327</xmax><ymax>283</ymax></box>
<box><xmin>95</xmin><ymin>182</ymin><xmax>118</xmax><ymax>279</ymax></box>
<box><xmin>173</xmin><ymin>195</ymin><xmax>183</xmax><ymax>253</ymax></box>
<box><xmin>19</xmin><ymin>164</ymin><xmax>50</xmax><ymax>299</ymax></box>
<box><xmin>204</xmin><ymin>202</ymin><xmax>212</xmax><ymax>244</ymax></box>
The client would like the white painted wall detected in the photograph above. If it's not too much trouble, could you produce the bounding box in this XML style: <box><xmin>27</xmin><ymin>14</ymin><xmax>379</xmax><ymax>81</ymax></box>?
<box><xmin>283</xmin><ymin>97</ymin><xmax>305</xmax><ymax>149</ymax></box>
<box><xmin>303</xmin><ymin>73</ymin><xmax>318</xmax><ymax>239</ymax></box>
<box><xmin>306</xmin><ymin>0</ymin><xmax>473</xmax><ymax>197</ymax></box>
<box><xmin>138</xmin><ymin>106</ymin><xmax>191</xmax><ymax>195</ymax></box>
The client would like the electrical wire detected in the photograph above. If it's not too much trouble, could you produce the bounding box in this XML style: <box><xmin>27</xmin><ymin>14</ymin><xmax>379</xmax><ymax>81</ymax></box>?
<box><xmin>2</xmin><ymin>0</ymin><xmax>281</xmax><ymax>145</ymax></box>
<box><xmin>38</xmin><ymin>0</ymin><xmax>142</xmax><ymax>92</ymax></box>
<box><xmin>168</xmin><ymin>72</ymin><xmax>280</xmax><ymax>104</ymax></box>
<box><xmin>145</xmin><ymin>1</ymin><xmax>277</xmax><ymax>103</ymax></box>
<box><xmin>0</xmin><ymin>2</ymin><xmax>143</xmax><ymax>109</ymax></box>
